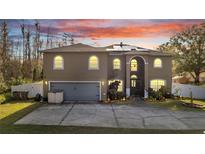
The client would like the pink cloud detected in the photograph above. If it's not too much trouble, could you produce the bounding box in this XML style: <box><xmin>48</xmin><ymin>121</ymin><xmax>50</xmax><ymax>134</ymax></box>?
<box><xmin>57</xmin><ymin>22</ymin><xmax>199</xmax><ymax>38</ymax></box>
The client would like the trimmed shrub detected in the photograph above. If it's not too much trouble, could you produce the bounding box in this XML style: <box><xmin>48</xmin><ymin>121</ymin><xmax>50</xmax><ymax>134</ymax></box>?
<box><xmin>0</xmin><ymin>93</ymin><xmax>13</xmax><ymax>104</ymax></box>
<box><xmin>148</xmin><ymin>87</ymin><xmax>167</xmax><ymax>101</ymax></box>
<box><xmin>159</xmin><ymin>86</ymin><xmax>172</xmax><ymax>98</ymax></box>
<box><xmin>108</xmin><ymin>89</ymin><xmax>116</xmax><ymax>100</ymax></box>
<box><xmin>116</xmin><ymin>92</ymin><xmax>123</xmax><ymax>100</ymax></box>
<box><xmin>108</xmin><ymin>81</ymin><xmax>120</xmax><ymax>100</ymax></box>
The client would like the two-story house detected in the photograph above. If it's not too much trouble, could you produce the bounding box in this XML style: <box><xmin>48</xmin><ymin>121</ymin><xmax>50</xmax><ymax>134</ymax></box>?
<box><xmin>42</xmin><ymin>43</ymin><xmax>172</xmax><ymax>101</ymax></box>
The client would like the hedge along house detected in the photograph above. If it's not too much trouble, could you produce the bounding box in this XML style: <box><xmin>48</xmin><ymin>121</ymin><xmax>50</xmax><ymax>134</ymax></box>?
<box><xmin>42</xmin><ymin>43</ymin><xmax>172</xmax><ymax>102</ymax></box>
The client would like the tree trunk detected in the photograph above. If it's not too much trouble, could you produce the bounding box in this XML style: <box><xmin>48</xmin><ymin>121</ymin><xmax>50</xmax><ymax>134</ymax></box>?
<box><xmin>194</xmin><ymin>71</ymin><xmax>200</xmax><ymax>85</ymax></box>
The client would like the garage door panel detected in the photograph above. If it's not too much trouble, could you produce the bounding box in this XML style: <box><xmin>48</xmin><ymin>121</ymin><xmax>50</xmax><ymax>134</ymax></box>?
<box><xmin>50</xmin><ymin>82</ymin><xmax>99</xmax><ymax>101</ymax></box>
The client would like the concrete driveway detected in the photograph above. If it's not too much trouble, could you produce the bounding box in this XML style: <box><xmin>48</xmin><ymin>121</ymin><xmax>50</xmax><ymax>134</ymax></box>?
<box><xmin>15</xmin><ymin>103</ymin><xmax>205</xmax><ymax>130</ymax></box>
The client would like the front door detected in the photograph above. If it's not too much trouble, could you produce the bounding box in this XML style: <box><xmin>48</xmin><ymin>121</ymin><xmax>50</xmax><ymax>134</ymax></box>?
<box><xmin>130</xmin><ymin>56</ymin><xmax>145</xmax><ymax>97</ymax></box>
<box><xmin>130</xmin><ymin>78</ymin><xmax>143</xmax><ymax>96</ymax></box>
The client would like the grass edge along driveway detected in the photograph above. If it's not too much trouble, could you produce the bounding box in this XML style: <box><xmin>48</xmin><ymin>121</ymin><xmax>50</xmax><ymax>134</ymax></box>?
<box><xmin>0</xmin><ymin>100</ymin><xmax>205</xmax><ymax>134</ymax></box>
<box><xmin>147</xmin><ymin>99</ymin><xmax>205</xmax><ymax>112</ymax></box>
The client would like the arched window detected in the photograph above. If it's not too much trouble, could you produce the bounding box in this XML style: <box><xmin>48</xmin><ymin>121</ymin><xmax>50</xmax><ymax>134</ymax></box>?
<box><xmin>53</xmin><ymin>55</ymin><xmax>64</xmax><ymax>70</ymax></box>
<box><xmin>113</xmin><ymin>58</ymin><xmax>121</xmax><ymax>70</ymax></box>
<box><xmin>154</xmin><ymin>58</ymin><xmax>162</xmax><ymax>68</ymax></box>
<box><xmin>89</xmin><ymin>56</ymin><xmax>99</xmax><ymax>70</ymax></box>
<box><xmin>131</xmin><ymin>59</ymin><xmax>137</xmax><ymax>71</ymax></box>
<box><xmin>131</xmin><ymin>75</ymin><xmax>137</xmax><ymax>79</ymax></box>
<box><xmin>150</xmin><ymin>79</ymin><xmax>165</xmax><ymax>91</ymax></box>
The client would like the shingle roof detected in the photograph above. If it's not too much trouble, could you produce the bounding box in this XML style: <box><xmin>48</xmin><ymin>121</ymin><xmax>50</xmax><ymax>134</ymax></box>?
<box><xmin>42</xmin><ymin>43</ymin><xmax>107</xmax><ymax>52</ymax></box>
<box><xmin>42</xmin><ymin>43</ymin><xmax>171</xmax><ymax>56</ymax></box>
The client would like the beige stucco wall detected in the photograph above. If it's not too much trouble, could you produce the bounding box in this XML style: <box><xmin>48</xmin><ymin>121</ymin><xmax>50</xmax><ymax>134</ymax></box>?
<box><xmin>43</xmin><ymin>51</ymin><xmax>172</xmax><ymax>100</ymax></box>
<box><xmin>147</xmin><ymin>56</ymin><xmax>172</xmax><ymax>90</ymax></box>
<box><xmin>43</xmin><ymin>52</ymin><xmax>108</xmax><ymax>100</ymax></box>
<box><xmin>107</xmin><ymin>54</ymin><xmax>126</xmax><ymax>94</ymax></box>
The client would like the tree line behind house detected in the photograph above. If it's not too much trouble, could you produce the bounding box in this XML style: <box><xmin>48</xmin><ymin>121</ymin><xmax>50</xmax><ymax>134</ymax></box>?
<box><xmin>0</xmin><ymin>20</ymin><xmax>75</xmax><ymax>93</ymax></box>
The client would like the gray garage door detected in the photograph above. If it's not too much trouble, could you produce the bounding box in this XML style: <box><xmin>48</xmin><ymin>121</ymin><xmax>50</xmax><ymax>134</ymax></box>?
<box><xmin>50</xmin><ymin>82</ymin><xmax>100</xmax><ymax>101</ymax></box>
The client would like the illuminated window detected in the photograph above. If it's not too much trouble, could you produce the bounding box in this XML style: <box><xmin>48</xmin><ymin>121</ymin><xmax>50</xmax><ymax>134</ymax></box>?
<box><xmin>150</xmin><ymin>79</ymin><xmax>165</xmax><ymax>91</ymax></box>
<box><xmin>89</xmin><ymin>56</ymin><xmax>99</xmax><ymax>70</ymax></box>
<box><xmin>131</xmin><ymin>75</ymin><xmax>137</xmax><ymax>79</ymax></box>
<box><xmin>154</xmin><ymin>58</ymin><xmax>162</xmax><ymax>68</ymax></box>
<box><xmin>53</xmin><ymin>55</ymin><xmax>64</xmax><ymax>70</ymax></box>
<box><xmin>131</xmin><ymin>59</ymin><xmax>137</xmax><ymax>71</ymax></box>
<box><xmin>108</xmin><ymin>80</ymin><xmax>123</xmax><ymax>92</ymax></box>
<box><xmin>113</xmin><ymin>58</ymin><xmax>121</xmax><ymax>70</ymax></box>
<box><xmin>131</xmin><ymin>75</ymin><xmax>138</xmax><ymax>87</ymax></box>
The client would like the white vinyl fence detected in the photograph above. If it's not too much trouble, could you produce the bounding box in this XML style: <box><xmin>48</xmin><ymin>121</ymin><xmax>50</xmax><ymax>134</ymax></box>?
<box><xmin>172</xmin><ymin>83</ymin><xmax>205</xmax><ymax>99</ymax></box>
<box><xmin>11</xmin><ymin>82</ymin><xmax>43</xmax><ymax>98</ymax></box>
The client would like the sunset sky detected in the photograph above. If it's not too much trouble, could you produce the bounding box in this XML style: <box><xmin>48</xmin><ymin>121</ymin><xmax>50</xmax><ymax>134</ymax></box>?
<box><xmin>1</xmin><ymin>19</ymin><xmax>205</xmax><ymax>49</ymax></box>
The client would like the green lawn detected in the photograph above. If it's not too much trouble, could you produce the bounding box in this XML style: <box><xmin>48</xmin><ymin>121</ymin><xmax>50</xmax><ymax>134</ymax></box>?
<box><xmin>0</xmin><ymin>100</ymin><xmax>42</xmax><ymax>126</ymax></box>
<box><xmin>0</xmin><ymin>99</ymin><xmax>204</xmax><ymax>134</ymax></box>
<box><xmin>147</xmin><ymin>99</ymin><xmax>205</xmax><ymax>111</ymax></box>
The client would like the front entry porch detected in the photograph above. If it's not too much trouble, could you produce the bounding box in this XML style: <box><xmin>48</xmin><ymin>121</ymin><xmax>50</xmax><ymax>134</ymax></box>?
<box><xmin>129</xmin><ymin>56</ymin><xmax>145</xmax><ymax>97</ymax></box>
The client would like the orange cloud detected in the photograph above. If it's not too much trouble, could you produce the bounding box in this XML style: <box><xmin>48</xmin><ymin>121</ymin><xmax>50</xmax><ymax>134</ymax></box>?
<box><xmin>59</xmin><ymin>22</ymin><xmax>193</xmax><ymax>38</ymax></box>
<box><xmin>57</xmin><ymin>19</ymin><xmax>109</xmax><ymax>28</ymax></box>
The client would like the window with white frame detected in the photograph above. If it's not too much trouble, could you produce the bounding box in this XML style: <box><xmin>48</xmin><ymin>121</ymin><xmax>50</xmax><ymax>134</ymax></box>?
<box><xmin>150</xmin><ymin>79</ymin><xmax>165</xmax><ymax>91</ymax></box>
<box><xmin>53</xmin><ymin>55</ymin><xmax>64</xmax><ymax>70</ymax></box>
<box><xmin>89</xmin><ymin>55</ymin><xmax>99</xmax><ymax>70</ymax></box>
<box><xmin>154</xmin><ymin>58</ymin><xmax>162</xmax><ymax>68</ymax></box>
<box><xmin>113</xmin><ymin>58</ymin><xmax>121</xmax><ymax>70</ymax></box>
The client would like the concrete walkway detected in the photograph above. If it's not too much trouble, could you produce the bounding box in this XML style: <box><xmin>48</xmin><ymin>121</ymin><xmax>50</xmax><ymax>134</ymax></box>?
<box><xmin>15</xmin><ymin>103</ymin><xmax>205</xmax><ymax>130</ymax></box>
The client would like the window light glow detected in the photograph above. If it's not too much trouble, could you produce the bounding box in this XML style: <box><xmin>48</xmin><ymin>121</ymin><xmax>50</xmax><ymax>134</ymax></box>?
<box><xmin>89</xmin><ymin>56</ymin><xmax>99</xmax><ymax>70</ymax></box>
<box><xmin>154</xmin><ymin>58</ymin><xmax>162</xmax><ymax>68</ymax></box>
<box><xmin>131</xmin><ymin>59</ymin><xmax>137</xmax><ymax>71</ymax></box>
<box><xmin>113</xmin><ymin>58</ymin><xmax>121</xmax><ymax>70</ymax></box>
<box><xmin>54</xmin><ymin>56</ymin><xmax>64</xmax><ymax>70</ymax></box>
<box><xmin>150</xmin><ymin>79</ymin><xmax>165</xmax><ymax>91</ymax></box>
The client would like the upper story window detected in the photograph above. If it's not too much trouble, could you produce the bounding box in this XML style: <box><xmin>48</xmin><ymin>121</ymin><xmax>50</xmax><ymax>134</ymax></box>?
<box><xmin>150</xmin><ymin>79</ymin><xmax>165</xmax><ymax>91</ymax></box>
<box><xmin>131</xmin><ymin>59</ymin><xmax>137</xmax><ymax>71</ymax></box>
<box><xmin>89</xmin><ymin>55</ymin><xmax>99</xmax><ymax>70</ymax></box>
<box><xmin>113</xmin><ymin>58</ymin><xmax>121</xmax><ymax>70</ymax></box>
<box><xmin>154</xmin><ymin>58</ymin><xmax>162</xmax><ymax>68</ymax></box>
<box><xmin>53</xmin><ymin>55</ymin><xmax>64</xmax><ymax>70</ymax></box>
